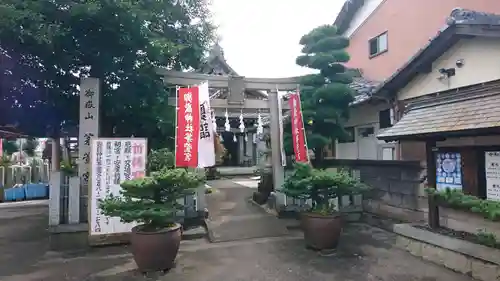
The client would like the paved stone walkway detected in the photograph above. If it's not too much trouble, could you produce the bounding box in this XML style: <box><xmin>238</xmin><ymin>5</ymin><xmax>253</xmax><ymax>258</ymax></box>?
<box><xmin>232</xmin><ymin>179</ymin><xmax>259</xmax><ymax>188</ymax></box>
<box><xmin>0</xmin><ymin>179</ymin><xmax>474</xmax><ymax>281</ymax></box>
<box><xmin>205</xmin><ymin>180</ymin><xmax>290</xmax><ymax>242</ymax></box>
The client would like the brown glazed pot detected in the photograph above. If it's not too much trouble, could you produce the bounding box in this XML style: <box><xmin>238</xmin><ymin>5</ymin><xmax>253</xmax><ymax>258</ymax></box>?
<box><xmin>301</xmin><ymin>212</ymin><xmax>342</xmax><ymax>250</ymax></box>
<box><xmin>130</xmin><ymin>223</ymin><xmax>182</xmax><ymax>273</ymax></box>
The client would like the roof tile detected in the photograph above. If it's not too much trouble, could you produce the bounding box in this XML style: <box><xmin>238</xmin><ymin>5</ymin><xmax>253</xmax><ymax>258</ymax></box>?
<box><xmin>377</xmin><ymin>93</ymin><xmax>500</xmax><ymax>140</ymax></box>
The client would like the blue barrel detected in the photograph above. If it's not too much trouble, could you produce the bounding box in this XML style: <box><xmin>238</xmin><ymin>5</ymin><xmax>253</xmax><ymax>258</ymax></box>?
<box><xmin>4</xmin><ymin>186</ymin><xmax>26</xmax><ymax>201</ymax></box>
<box><xmin>24</xmin><ymin>183</ymin><xmax>49</xmax><ymax>200</ymax></box>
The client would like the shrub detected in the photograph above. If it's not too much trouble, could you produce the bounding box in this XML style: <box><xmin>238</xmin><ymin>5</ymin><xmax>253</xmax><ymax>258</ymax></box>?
<box><xmin>280</xmin><ymin>163</ymin><xmax>369</xmax><ymax>215</ymax></box>
<box><xmin>426</xmin><ymin>188</ymin><xmax>500</xmax><ymax>221</ymax></box>
<box><xmin>99</xmin><ymin>167</ymin><xmax>205</xmax><ymax>231</ymax></box>
<box><xmin>60</xmin><ymin>160</ymin><xmax>77</xmax><ymax>176</ymax></box>
<box><xmin>147</xmin><ymin>148</ymin><xmax>174</xmax><ymax>173</ymax></box>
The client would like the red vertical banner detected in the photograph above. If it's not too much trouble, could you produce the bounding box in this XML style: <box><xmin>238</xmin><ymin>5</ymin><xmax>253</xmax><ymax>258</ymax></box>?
<box><xmin>288</xmin><ymin>92</ymin><xmax>308</xmax><ymax>163</ymax></box>
<box><xmin>175</xmin><ymin>87</ymin><xmax>200</xmax><ymax>167</ymax></box>
<box><xmin>0</xmin><ymin>138</ymin><xmax>3</xmax><ymax>157</ymax></box>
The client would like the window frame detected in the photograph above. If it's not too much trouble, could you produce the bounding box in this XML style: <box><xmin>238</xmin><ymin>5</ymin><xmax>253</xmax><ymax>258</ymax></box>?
<box><xmin>358</xmin><ymin>126</ymin><xmax>375</xmax><ymax>138</ymax></box>
<box><xmin>379</xmin><ymin>108</ymin><xmax>394</xmax><ymax>129</ymax></box>
<box><xmin>338</xmin><ymin>126</ymin><xmax>355</xmax><ymax>143</ymax></box>
<box><xmin>369</xmin><ymin>31</ymin><xmax>388</xmax><ymax>58</ymax></box>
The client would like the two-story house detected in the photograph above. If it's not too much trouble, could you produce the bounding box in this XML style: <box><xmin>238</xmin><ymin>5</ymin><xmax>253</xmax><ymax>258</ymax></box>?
<box><xmin>377</xmin><ymin>9</ymin><xmax>500</xmax><ymax>199</ymax></box>
<box><xmin>334</xmin><ymin>0</ymin><xmax>500</xmax><ymax>160</ymax></box>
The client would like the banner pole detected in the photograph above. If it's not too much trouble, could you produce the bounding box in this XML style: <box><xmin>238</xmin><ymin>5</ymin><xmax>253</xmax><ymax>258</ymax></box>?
<box><xmin>296</xmin><ymin>85</ymin><xmax>311</xmax><ymax>163</ymax></box>
<box><xmin>277</xmin><ymin>85</ymin><xmax>286</xmax><ymax>167</ymax></box>
<box><xmin>174</xmin><ymin>85</ymin><xmax>180</xmax><ymax>167</ymax></box>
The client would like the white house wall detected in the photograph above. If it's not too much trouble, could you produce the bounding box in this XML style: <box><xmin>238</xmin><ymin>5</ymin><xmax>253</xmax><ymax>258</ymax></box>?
<box><xmin>336</xmin><ymin>102</ymin><xmax>393</xmax><ymax>160</ymax></box>
<box><xmin>398</xmin><ymin>37</ymin><xmax>500</xmax><ymax>101</ymax></box>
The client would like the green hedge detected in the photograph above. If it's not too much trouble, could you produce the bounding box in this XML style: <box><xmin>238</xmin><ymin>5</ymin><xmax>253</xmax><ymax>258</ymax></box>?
<box><xmin>426</xmin><ymin>188</ymin><xmax>500</xmax><ymax>221</ymax></box>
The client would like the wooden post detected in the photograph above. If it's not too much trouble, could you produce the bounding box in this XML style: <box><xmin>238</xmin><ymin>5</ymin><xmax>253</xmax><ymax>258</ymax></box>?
<box><xmin>428</xmin><ymin>193</ymin><xmax>440</xmax><ymax>228</ymax></box>
<box><xmin>426</xmin><ymin>139</ymin><xmax>439</xmax><ymax>228</ymax></box>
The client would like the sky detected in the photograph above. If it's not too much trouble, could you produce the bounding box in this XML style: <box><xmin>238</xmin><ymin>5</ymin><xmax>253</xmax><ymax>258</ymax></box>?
<box><xmin>210</xmin><ymin>0</ymin><xmax>345</xmax><ymax>78</ymax></box>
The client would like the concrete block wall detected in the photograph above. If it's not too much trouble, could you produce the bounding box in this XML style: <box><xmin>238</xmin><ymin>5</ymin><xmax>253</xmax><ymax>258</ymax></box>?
<box><xmin>316</xmin><ymin>159</ymin><xmax>426</xmax><ymax>222</ymax></box>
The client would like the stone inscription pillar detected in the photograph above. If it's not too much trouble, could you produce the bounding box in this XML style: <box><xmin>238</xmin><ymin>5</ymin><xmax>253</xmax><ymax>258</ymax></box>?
<box><xmin>76</xmin><ymin>77</ymin><xmax>100</xmax><ymax>223</ymax></box>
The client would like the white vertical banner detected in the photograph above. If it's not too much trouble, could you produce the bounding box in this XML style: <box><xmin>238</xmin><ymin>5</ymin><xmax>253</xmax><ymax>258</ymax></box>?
<box><xmin>89</xmin><ymin>138</ymin><xmax>147</xmax><ymax>236</ymax></box>
<box><xmin>277</xmin><ymin>91</ymin><xmax>286</xmax><ymax>166</ymax></box>
<box><xmin>485</xmin><ymin>151</ymin><xmax>500</xmax><ymax>201</ymax></box>
<box><xmin>79</xmin><ymin>77</ymin><xmax>100</xmax><ymax>222</ymax></box>
<box><xmin>197</xmin><ymin>81</ymin><xmax>216</xmax><ymax>168</ymax></box>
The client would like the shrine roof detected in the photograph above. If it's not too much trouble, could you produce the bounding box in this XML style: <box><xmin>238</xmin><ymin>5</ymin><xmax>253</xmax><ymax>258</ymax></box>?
<box><xmin>198</xmin><ymin>43</ymin><xmax>268</xmax><ymax>99</ymax></box>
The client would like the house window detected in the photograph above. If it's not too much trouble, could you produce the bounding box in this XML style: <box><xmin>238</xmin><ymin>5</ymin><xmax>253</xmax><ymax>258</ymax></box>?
<box><xmin>382</xmin><ymin>147</ymin><xmax>395</xmax><ymax>160</ymax></box>
<box><xmin>379</xmin><ymin>108</ymin><xmax>394</xmax><ymax>129</ymax></box>
<box><xmin>338</xmin><ymin>127</ymin><xmax>355</xmax><ymax>143</ymax></box>
<box><xmin>369</xmin><ymin>32</ymin><xmax>388</xmax><ymax>57</ymax></box>
<box><xmin>358</xmin><ymin>127</ymin><xmax>375</xmax><ymax>138</ymax></box>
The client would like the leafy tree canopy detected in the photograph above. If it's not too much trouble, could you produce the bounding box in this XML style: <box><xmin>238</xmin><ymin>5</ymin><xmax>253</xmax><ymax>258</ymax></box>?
<box><xmin>0</xmin><ymin>0</ymin><xmax>216</xmax><ymax>150</ymax></box>
<box><xmin>287</xmin><ymin>24</ymin><xmax>353</xmax><ymax>161</ymax></box>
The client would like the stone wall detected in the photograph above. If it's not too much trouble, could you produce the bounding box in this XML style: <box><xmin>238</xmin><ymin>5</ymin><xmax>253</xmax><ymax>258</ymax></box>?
<box><xmin>394</xmin><ymin>224</ymin><xmax>500</xmax><ymax>281</ymax></box>
<box><xmin>316</xmin><ymin>159</ymin><xmax>427</xmax><ymax>222</ymax></box>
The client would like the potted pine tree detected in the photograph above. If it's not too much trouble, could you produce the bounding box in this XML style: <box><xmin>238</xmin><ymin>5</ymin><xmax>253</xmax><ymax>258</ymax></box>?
<box><xmin>281</xmin><ymin>163</ymin><xmax>368</xmax><ymax>250</ymax></box>
<box><xmin>99</xmin><ymin>167</ymin><xmax>204</xmax><ymax>272</ymax></box>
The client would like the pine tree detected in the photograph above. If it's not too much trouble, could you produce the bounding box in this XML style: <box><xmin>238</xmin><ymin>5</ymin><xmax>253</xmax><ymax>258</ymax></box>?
<box><xmin>294</xmin><ymin>24</ymin><xmax>354</xmax><ymax>162</ymax></box>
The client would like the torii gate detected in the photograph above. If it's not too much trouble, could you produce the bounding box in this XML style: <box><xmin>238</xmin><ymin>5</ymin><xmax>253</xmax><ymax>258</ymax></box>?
<box><xmin>158</xmin><ymin>67</ymin><xmax>300</xmax><ymax>202</ymax></box>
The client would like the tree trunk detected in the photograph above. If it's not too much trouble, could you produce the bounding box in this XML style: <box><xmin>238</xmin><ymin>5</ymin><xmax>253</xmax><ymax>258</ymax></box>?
<box><xmin>313</xmin><ymin>147</ymin><xmax>324</xmax><ymax>167</ymax></box>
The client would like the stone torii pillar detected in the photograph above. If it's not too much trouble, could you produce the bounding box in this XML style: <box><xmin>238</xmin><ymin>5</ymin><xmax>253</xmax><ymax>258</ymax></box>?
<box><xmin>268</xmin><ymin>89</ymin><xmax>285</xmax><ymax>206</ymax></box>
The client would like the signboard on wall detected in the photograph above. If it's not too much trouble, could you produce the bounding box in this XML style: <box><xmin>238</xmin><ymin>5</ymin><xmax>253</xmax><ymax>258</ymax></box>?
<box><xmin>436</xmin><ymin>152</ymin><xmax>462</xmax><ymax>191</ymax></box>
<box><xmin>485</xmin><ymin>151</ymin><xmax>500</xmax><ymax>201</ymax></box>
<box><xmin>89</xmin><ymin>138</ymin><xmax>147</xmax><ymax>238</ymax></box>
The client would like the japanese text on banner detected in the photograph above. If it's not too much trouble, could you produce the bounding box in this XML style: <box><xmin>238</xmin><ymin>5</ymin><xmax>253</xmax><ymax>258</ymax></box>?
<box><xmin>197</xmin><ymin>82</ymin><xmax>216</xmax><ymax>168</ymax></box>
<box><xmin>175</xmin><ymin>87</ymin><xmax>200</xmax><ymax>167</ymax></box>
<box><xmin>288</xmin><ymin>92</ymin><xmax>308</xmax><ymax>163</ymax></box>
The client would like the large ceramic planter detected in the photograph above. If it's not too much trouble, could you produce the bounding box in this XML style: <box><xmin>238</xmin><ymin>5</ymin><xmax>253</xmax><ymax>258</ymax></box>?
<box><xmin>301</xmin><ymin>212</ymin><xmax>342</xmax><ymax>250</ymax></box>
<box><xmin>130</xmin><ymin>223</ymin><xmax>182</xmax><ymax>272</ymax></box>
